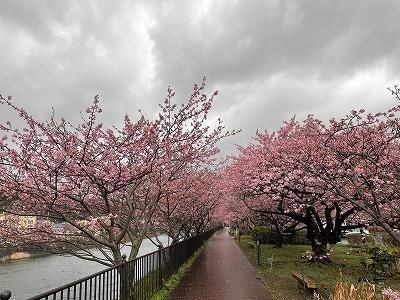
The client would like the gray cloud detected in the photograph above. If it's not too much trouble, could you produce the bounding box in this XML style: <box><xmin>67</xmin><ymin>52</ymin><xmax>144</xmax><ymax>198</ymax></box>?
<box><xmin>1</xmin><ymin>0</ymin><xmax>400</xmax><ymax>154</ymax></box>
<box><xmin>0</xmin><ymin>1</ymin><xmax>155</xmax><ymax>125</ymax></box>
<box><xmin>148</xmin><ymin>1</ymin><xmax>400</xmax><ymax>86</ymax></box>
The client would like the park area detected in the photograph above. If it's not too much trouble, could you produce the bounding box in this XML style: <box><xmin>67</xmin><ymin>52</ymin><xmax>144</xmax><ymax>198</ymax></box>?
<box><xmin>235</xmin><ymin>229</ymin><xmax>400</xmax><ymax>300</ymax></box>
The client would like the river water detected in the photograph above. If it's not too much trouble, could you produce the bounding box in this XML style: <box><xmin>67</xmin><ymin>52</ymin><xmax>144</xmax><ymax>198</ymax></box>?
<box><xmin>0</xmin><ymin>235</ymin><xmax>169</xmax><ymax>300</ymax></box>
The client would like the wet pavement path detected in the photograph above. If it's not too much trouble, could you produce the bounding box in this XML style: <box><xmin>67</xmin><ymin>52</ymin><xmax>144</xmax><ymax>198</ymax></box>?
<box><xmin>167</xmin><ymin>228</ymin><xmax>272</xmax><ymax>300</ymax></box>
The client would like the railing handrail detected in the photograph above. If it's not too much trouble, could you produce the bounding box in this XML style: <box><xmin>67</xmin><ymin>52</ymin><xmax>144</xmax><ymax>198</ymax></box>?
<box><xmin>18</xmin><ymin>227</ymin><xmax>221</xmax><ymax>300</ymax></box>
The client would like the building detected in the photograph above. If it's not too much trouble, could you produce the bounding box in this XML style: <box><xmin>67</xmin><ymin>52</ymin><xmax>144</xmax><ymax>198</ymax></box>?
<box><xmin>0</xmin><ymin>212</ymin><xmax>37</xmax><ymax>229</ymax></box>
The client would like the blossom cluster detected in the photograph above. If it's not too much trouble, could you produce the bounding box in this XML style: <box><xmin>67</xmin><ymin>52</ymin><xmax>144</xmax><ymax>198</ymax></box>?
<box><xmin>383</xmin><ymin>288</ymin><xmax>400</xmax><ymax>300</ymax></box>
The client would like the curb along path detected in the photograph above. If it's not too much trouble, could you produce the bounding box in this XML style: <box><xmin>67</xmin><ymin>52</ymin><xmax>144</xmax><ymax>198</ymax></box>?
<box><xmin>167</xmin><ymin>228</ymin><xmax>272</xmax><ymax>300</ymax></box>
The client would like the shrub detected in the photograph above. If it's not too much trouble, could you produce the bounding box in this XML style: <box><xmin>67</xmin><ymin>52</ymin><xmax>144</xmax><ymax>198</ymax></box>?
<box><xmin>250</xmin><ymin>226</ymin><xmax>277</xmax><ymax>244</ymax></box>
<box><xmin>228</xmin><ymin>228</ymin><xmax>237</xmax><ymax>236</ymax></box>
<box><xmin>346</xmin><ymin>233</ymin><xmax>364</xmax><ymax>246</ymax></box>
<box><xmin>382</xmin><ymin>233</ymin><xmax>400</xmax><ymax>247</ymax></box>
<box><xmin>364</xmin><ymin>235</ymin><xmax>377</xmax><ymax>245</ymax></box>
<box><xmin>361</xmin><ymin>246</ymin><xmax>399</xmax><ymax>277</ymax></box>
<box><xmin>241</xmin><ymin>228</ymin><xmax>251</xmax><ymax>235</ymax></box>
<box><xmin>247</xmin><ymin>241</ymin><xmax>255</xmax><ymax>248</ymax></box>
<box><xmin>346</xmin><ymin>232</ymin><xmax>376</xmax><ymax>247</ymax></box>
<box><xmin>287</xmin><ymin>229</ymin><xmax>311</xmax><ymax>245</ymax></box>
<box><xmin>250</xmin><ymin>227</ymin><xmax>312</xmax><ymax>245</ymax></box>
<box><xmin>368</xmin><ymin>226</ymin><xmax>386</xmax><ymax>235</ymax></box>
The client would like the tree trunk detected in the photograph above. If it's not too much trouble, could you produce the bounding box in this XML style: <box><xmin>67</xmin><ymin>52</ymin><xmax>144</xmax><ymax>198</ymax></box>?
<box><xmin>112</xmin><ymin>248</ymin><xmax>123</xmax><ymax>265</ymax></box>
<box><xmin>310</xmin><ymin>242</ymin><xmax>331</xmax><ymax>263</ymax></box>
<box><xmin>274</xmin><ymin>223</ymin><xmax>283</xmax><ymax>248</ymax></box>
<box><xmin>381</xmin><ymin>223</ymin><xmax>400</xmax><ymax>246</ymax></box>
<box><xmin>275</xmin><ymin>233</ymin><xmax>283</xmax><ymax>248</ymax></box>
<box><xmin>128</xmin><ymin>240</ymin><xmax>141</xmax><ymax>261</ymax></box>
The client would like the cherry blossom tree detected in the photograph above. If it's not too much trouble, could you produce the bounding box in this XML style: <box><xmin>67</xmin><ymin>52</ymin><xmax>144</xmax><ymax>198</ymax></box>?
<box><xmin>216</xmin><ymin>192</ymin><xmax>255</xmax><ymax>233</ymax></box>
<box><xmin>225</xmin><ymin>97</ymin><xmax>400</xmax><ymax>259</ymax></box>
<box><xmin>216</xmin><ymin>183</ymin><xmax>299</xmax><ymax>247</ymax></box>
<box><xmin>0</xmin><ymin>78</ymin><xmax>234</xmax><ymax>266</ymax></box>
<box><xmin>153</xmin><ymin>169</ymin><xmax>221</xmax><ymax>244</ymax></box>
<box><xmin>224</xmin><ymin>116</ymin><xmax>367</xmax><ymax>261</ymax></box>
<box><xmin>316</xmin><ymin>106</ymin><xmax>400</xmax><ymax>245</ymax></box>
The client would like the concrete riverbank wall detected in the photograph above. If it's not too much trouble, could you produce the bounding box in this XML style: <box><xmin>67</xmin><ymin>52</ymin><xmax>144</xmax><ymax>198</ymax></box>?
<box><xmin>0</xmin><ymin>248</ymin><xmax>46</xmax><ymax>262</ymax></box>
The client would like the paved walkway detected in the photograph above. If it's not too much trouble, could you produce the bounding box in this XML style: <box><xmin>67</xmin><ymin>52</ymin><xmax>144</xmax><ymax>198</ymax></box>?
<box><xmin>167</xmin><ymin>228</ymin><xmax>272</xmax><ymax>300</ymax></box>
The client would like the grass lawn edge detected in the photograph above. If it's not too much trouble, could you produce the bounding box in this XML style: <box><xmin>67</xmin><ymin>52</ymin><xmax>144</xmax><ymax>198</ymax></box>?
<box><xmin>149</xmin><ymin>237</ymin><xmax>211</xmax><ymax>300</ymax></box>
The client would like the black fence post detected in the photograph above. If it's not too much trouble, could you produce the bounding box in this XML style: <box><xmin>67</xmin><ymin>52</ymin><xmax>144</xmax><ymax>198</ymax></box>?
<box><xmin>158</xmin><ymin>246</ymin><xmax>163</xmax><ymax>289</ymax></box>
<box><xmin>257</xmin><ymin>240</ymin><xmax>260</xmax><ymax>265</ymax></box>
<box><xmin>120</xmin><ymin>254</ymin><xmax>128</xmax><ymax>300</ymax></box>
<box><xmin>0</xmin><ymin>290</ymin><xmax>11</xmax><ymax>300</ymax></box>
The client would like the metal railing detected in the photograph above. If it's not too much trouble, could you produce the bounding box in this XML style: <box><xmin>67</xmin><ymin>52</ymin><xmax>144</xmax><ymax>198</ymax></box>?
<box><xmin>1</xmin><ymin>226</ymin><xmax>221</xmax><ymax>300</ymax></box>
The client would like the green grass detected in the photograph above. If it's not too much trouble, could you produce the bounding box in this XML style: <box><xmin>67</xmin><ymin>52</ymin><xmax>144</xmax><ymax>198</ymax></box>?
<box><xmin>132</xmin><ymin>269</ymin><xmax>160</xmax><ymax>300</ymax></box>
<box><xmin>237</xmin><ymin>235</ymin><xmax>400</xmax><ymax>300</ymax></box>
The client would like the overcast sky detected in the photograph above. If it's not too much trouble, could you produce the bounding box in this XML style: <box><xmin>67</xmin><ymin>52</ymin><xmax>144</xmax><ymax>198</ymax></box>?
<box><xmin>1</xmin><ymin>0</ymin><xmax>400</xmax><ymax>154</ymax></box>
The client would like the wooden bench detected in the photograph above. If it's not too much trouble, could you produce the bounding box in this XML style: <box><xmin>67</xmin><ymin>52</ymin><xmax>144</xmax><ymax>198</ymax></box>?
<box><xmin>292</xmin><ymin>272</ymin><xmax>325</xmax><ymax>297</ymax></box>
